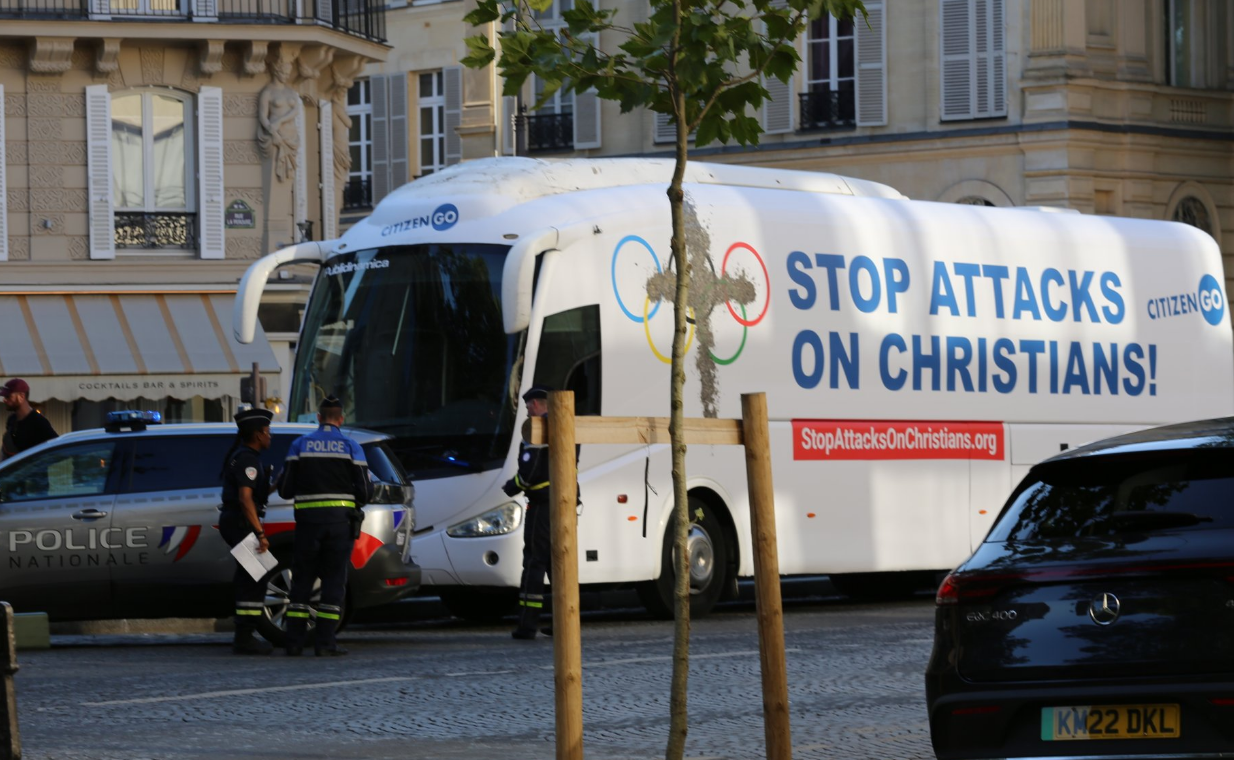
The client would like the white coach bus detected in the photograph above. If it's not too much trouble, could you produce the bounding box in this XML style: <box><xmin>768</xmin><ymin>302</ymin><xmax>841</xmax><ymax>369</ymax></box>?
<box><xmin>235</xmin><ymin>157</ymin><xmax>1234</xmax><ymax>619</ymax></box>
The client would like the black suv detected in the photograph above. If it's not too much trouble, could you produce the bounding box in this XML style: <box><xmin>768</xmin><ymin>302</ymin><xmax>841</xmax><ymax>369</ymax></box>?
<box><xmin>0</xmin><ymin>422</ymin><xmax>420</xmax><ymax>644</ymax></box>
<box><xmin>927</xmin><ymin>417</ymin><xmax>1234</xmax><ymax>759</ymax></box>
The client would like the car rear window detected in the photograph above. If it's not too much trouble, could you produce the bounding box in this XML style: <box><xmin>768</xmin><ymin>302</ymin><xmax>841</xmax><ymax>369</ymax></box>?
<box><xmin>987</xmin><ymin>449</ymin><xmax>1234</xmax><ymax>542</ymax></box>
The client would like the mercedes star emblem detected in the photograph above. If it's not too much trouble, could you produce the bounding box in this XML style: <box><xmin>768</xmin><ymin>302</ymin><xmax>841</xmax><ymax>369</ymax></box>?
<box><xmin>1088</xmin><ymin>592</ymin><xmax>1122</xmax><ymax>626</ymax></box>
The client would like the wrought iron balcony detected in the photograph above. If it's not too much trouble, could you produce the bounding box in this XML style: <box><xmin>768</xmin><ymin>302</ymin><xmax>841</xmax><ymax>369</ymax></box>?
<box><xmin>114</xmin><ymin>212</ymin><xmax>198</xmax><ymax>250</ymax></box>
<box><xmin>342</xmin><ymin>177</ymin><xmax>372</xmax><ymax>210</ymax></box>
<box><xmin>798</xmin><ymin>87</ymin><xmax>856</xmax><ymax>132</ymax></box>
<box><xmin>527</xmin><ymin>112</ymin><xmax>574</xmax><ymax>153</ymax></box>
<box><xmin>0</xmin><ymin>0</ymin><xmax>386</xmax><ymax>43</ymax></box>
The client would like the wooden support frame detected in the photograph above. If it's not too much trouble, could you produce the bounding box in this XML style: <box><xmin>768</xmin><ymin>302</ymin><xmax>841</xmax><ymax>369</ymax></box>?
<box><xmin>537</xmin><ymin>391</ymin><xmax>791</xmax><ymax>760</ymax></box>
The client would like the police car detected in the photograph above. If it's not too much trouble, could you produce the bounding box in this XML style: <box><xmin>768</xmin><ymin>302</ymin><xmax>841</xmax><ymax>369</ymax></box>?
<box><xmin>0</xmin><ymin>412</ymin><xmax>419</xmax><ymax>644</ymax></box>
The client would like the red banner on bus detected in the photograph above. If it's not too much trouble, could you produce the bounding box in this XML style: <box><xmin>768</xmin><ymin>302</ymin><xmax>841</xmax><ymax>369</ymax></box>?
<box><xmin>792</xmin><ymin>420</ymin><xmax>1005</xmax><ymax>461</ymax></box>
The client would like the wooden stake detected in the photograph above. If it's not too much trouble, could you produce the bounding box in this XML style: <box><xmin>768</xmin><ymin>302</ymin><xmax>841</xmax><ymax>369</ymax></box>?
<box><xmin>741</xmin><ymin>393</ymin><xmax>792</xmax><ymax>760</ymax></box>
<box><xmin>548</xmin><ymin>391</ymin><xmax>583</xmax><ymax>760</ymax></box>
<box><xmin>1</xmin><ymin>602</ymin><xmax>21</xmax><ymax>760</ymax></box>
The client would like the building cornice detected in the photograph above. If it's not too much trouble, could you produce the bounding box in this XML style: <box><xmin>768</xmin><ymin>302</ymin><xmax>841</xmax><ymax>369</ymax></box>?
<box><xmin>1</xmin><ymin>20</ymin><xmax>389</xmax><ymax>60</ymax></box>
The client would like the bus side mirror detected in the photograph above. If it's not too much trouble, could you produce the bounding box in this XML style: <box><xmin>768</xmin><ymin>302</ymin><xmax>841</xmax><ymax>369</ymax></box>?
<box><xmin>502</xmin><ymin>229</ymin><xmax>560</xmax><ymax>334</ymax></box>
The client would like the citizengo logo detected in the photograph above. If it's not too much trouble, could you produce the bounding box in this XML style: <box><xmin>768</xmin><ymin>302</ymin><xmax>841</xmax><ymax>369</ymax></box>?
<box><xmin>431</xmin><ymin>203</ymin><xmax>459</xmax><ymax>231</ymax></box>
<box><xmin>1199</xmin><ymin>274</ymin><xmax>1225</xmax><ymax>326</ymax></box>
<box><xmin>1146</xmin><ymin>273</ymin><xmax>1226</xmax><ymax>325</ymax></box>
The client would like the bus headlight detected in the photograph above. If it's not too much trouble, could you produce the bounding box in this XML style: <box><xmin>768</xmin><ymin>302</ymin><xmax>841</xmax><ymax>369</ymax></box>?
<box><xmin>446</xmin><ymin>502</ymin><xmax>524</xmax><ymax>538</ymax></box>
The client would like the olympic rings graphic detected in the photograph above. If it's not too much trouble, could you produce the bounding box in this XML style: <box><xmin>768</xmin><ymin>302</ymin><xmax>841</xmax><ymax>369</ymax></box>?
<box><xmin>722</xmin><ymin>242</ymin><xmax>769</xmax><ymax>327</ymax></box>
<box><xmin>612</xmin><ymin>235</ymin><xmax>662</xmax><ymax>323</ymax></box>
<box><xmin>644</xmin><ymin>299</ymin><xmax>695</xmax><ymax>364</ymax></box>
<box><xmin>611</xmin><ymin>237</ymin><xmax>768</xmax><ymax>366</ymax></box>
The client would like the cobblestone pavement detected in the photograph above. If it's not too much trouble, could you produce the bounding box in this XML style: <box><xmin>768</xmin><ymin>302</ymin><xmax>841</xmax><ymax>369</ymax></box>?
<box><xmin>14</xmin><ymin>597</ymin><xmax>936</xmax><ymax>760</ymax></box>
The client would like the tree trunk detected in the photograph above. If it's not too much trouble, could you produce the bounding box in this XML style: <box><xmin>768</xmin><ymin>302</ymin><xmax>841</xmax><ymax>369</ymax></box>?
<box><xmin>664</xmin><ymin>81</ymin><xmax>692</xmax><ymax>760</ymax></box>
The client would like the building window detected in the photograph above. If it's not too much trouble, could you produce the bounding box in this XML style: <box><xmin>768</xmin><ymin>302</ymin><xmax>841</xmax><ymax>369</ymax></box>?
<box><xmin>418</xmin><ymin>71</ymin><xmax>446</xmax><ymax>176</ymax></box>
<box><xmin>800</xmin><ymin>16</ymin><xmax>856</xmax><ymax>130</ymax></box>
<box><xmin>1172</xmin><ymin>196</ymin><xmax>1213</xmax><ymax>236</ymax></box>
<box><xmin>1166</xmin><ymin>0</ymin><xmax>1213</xmax><ymax>89</ymax></box>
<box><xmin>345</xmin><ymin>79</ymin><xmax>373</xmax><ymax>210</ymax></box>
<box><xmin>956</xmin><ymin>196</ymin><xmax>995</xmax><ymax>206</ymax></box>
<box><xmin>110</xmin><ymin>90</ymin><xmax>196</xmax><ymax>251</ymax></box>
<box><xmin>525</xmin><ymin>0</ymin><xmax>575</xmax><ymax>152</ymax></box>
<box><xmin>940</xmin><ymin>0</ymin><xmax>1007</xmax><ymax>121</ymax></box>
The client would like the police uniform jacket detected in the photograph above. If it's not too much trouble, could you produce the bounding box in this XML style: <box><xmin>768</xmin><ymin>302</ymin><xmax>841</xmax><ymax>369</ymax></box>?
<box><xmin>513</xmin><ymin>442</ymin><xmax>551</xmax><ymax>504</ymax></box>
<box><xmin>278</xmin><ymin>424</ymin><xmax>371</xmax><ymax>523</ymax></box>
<box><xmin>221</xmin><ymin>447</ymin><xmax>270</xmax><ymax>516</ymax></box>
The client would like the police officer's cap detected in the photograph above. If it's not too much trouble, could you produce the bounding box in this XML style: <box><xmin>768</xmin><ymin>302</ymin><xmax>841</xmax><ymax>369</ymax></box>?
<box><xmin>234</xmin><ymin>407</ymin><xmax>273</xmax><ymax>432</ymax></box>
<box><xmin>522</xmin><ymin>385</ymin><xmax>552</xmax><ymax>402</ymax></box>
<box><xmin>319</xmin><ymin>395</ymin><xmax>343</xmax><ymax>412</ymax></box>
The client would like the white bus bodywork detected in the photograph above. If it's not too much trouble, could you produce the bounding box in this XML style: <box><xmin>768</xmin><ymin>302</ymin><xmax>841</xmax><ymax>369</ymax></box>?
<box><xmin>236</xmin><ymin>157</ymin><xmax>1234</xmax><ymax>612</ymax></box>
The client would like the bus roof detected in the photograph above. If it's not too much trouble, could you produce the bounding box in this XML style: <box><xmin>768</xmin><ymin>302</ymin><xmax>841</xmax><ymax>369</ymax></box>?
<box><xmin>380</xmin><ymin>157</ymin><xmax>908</xmax><ymax>207</ymax></box>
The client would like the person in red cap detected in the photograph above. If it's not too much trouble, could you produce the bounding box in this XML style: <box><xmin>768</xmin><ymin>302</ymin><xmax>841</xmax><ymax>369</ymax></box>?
<box><xmin>1</xmin><ymin>379</ymin><xmax>57</xmax><ymax>460</ymax></box>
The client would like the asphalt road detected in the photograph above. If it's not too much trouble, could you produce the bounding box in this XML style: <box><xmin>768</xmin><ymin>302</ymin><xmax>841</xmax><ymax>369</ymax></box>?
<box><xmin>14</xmin><ymin>593</ymin><xmax>937</xmax><ymax>760</ymax></box>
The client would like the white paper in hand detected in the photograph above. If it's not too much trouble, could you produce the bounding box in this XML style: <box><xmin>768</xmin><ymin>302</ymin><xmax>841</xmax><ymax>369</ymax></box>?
<box><xmin>230</xmin><ymin>533</ymin><xmax>279</xmax><ymax>582</ymax></box>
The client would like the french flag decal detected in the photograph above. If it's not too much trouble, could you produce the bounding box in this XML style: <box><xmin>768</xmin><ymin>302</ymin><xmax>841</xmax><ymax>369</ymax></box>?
<box><xmin>159</xmin><ymin>526</ymin><xmax>202</xmax><ymax>562</ymax></box>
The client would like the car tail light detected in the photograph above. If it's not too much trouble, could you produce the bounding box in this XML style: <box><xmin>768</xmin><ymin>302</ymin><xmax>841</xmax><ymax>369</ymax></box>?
<box><xmin>936</xmin><ymin>571</ymin><xmax>1023</xmax><ymax>605</ymax></box>
<box><xmin>1209</xmin><ymin>698</ymin><xmax>1234</xmax><ymax>706</ymax></box>
<box><xmin>952</xmin><ymin>705</ymin><xmax>1001</xmax><ymax>716</ymax></box>
<box><xmin>384</xmin><ymin>578</ymin><xmax>409</xmax><ymax>587</ymax></box>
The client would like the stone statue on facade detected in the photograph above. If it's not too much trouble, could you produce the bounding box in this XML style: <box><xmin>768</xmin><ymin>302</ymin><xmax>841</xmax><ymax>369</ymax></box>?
<box><xmin>257</xmin><ymin>55</ymin><xmax>300</xmax><ymax>182</ymax></box>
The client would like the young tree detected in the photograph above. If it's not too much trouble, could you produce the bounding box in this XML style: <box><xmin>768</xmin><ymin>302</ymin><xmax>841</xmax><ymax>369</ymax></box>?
<box><xmin>463</xmin><ymin>0</ymin><xmax>865</xmax><ymax>756</ymax></box>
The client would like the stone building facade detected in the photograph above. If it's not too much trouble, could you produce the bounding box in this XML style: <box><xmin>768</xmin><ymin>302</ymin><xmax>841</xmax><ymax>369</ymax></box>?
<box><xmin>347</xmin><ymin>0</ymin><xmax>1232</xmax><ymax>304</ymax></box>
<box><xmin>0</xmin><ymin>6</ymin><xmax>387</xmax><ymax>429</ymax></box>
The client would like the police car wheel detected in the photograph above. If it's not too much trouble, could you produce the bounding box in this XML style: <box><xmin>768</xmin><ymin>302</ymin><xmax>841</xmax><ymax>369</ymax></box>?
<box><xmin>254</xmin><ymin>556</ymin><xmax>348</xmax><ymax>646</ymax></box>
<box><xmin>637</xmin><ymin>496</ymin><xmax>730</xmax><ymax>620</ymax></box>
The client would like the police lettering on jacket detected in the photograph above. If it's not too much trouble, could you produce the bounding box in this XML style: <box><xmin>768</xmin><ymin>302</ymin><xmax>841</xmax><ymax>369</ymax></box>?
<box><xmin>278</xmin><ymin>424</ymin><xmax>372</xmax><ymax>510</ymax></box>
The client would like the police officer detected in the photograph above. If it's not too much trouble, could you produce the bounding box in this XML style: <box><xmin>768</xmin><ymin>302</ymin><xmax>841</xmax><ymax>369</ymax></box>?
<box><xmin>277</xmin><ymin>396</ymin><xmax>371</xmax><ymax>656</ymax></box>
<box><xmin>220</xmin><ymin>406</ymin><xmax>275</xmax><ymax>655</ymax></box>
<box><xmin>503</xmin><ymin>385</ymin><xmax>569</xmax><ymax>640</ymax></box>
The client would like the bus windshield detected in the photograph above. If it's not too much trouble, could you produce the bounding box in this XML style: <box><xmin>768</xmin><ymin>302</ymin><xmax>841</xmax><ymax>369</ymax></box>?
<box><xmin>290</xmin><ymin>243</ymin><xmax>524</xmax><ymax>479</ymax></box>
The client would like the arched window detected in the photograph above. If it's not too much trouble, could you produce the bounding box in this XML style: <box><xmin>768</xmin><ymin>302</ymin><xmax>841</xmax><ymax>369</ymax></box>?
<box><xmin>110</xmin><ymin>89</ymin><xmax>196</xmax><ymax>249</ymax></box>
<box><xmin>956</xmin><ymin>196</ymin><xmax>995</xmax><ymax>207</ymax></box>
<box><xmin>1171</xmin><ymin>196</ymin><xmax>1213</xmax><ymax>235</ymax></box>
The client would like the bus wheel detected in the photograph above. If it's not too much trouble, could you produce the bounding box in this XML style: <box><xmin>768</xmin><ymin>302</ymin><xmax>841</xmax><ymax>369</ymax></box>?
<box><xmin>637</xmin><ymin>496</ymin><xmax>730</xmax><ymax>620</ymax></box>
<box><xmin>439</xmin><ymin>588</ymin><xmax>519</xmax><ymax>623</ymax></box>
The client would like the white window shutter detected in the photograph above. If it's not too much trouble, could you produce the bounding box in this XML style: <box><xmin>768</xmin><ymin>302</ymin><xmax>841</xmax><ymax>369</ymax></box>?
<box><xmin>319</xmin><ymin>99</ymin><xmax>337</xmax><ymax>240</ymax></box>
<box><xmin>89</xmin><ymin>0</ymin><xmax>111</xmax><ymax>20</ymax></box>
<box><xmin>573</xmin><ymin>90</ymin><xmax>601</xmax><ymax>149</ymax></box>
<box><xmin>570</xmin><ymin>34</ymin><xmax>602</xmax><ymax>150</ymax></box>
<box><xmin>989</xmin><ymin>0</ymin><xmax>1006</xmax><ymax>116</ymax></box>
<box><xmin>653</xmin><ymin>111</ymin><xmax>675</xmax><ymax>143</ymax></box>
<box><xmin>86</xmin><ymin>84</ymin><xmax>116</xmax><ymax>260</ymax></box>
<box><xmin>316</xmin><ymin>0</ymin><xmax>332</xmax><ymax>23</ymax></box>
<box><xmin>197</xmin><ymin>86</ymin><xmax>225</xmax><ymax>259</ymax></box>
<box><xmin>761</xmin><ymin>73</ymin><xmax>793</xmax><ymax>134</ymax></box>
<box><xmin>0</xmin><ymin>85</ymin><xmax>6</xmax><ymax>262</ymax></box>
<box><xmin>855</xmin><ymin>0</ymin><xmax>887</xmax><ymax>126</ymax></box>
<box><xmin>502</xmin><ymin>95</ymin><xmax>517</xmax><ymax>155</ymax></box>
<box><xmin>443</xmin><ymin>66</ymin><xmax>463</xmax><ymax>166</ymax></box>
<box><xmin>760</xmin><ymin>1</ymin><xmax>793</xmax><ymax>135</ymax></box>
<box><xmin>370</xmin><ymin>74</ymin><xmax>390</xmax><ymax>205</ymax></box>
<box><xmin>193</xmin><ymin>0</ymin><xmax>217</xmax><ymax>21</ymax></box>
<box><xmin>388</xmin><ymin>72</ymin><xmax>408</xmax><ymax>189</ymax></box>
<box><xmin>940</xmin><ymin>0</ymin><xmax>974</xmax><ymax>120</ymax></box>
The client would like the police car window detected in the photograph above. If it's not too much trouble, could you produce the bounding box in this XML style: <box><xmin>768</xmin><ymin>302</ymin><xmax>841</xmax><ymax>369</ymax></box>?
<box><xmin>533</xmin><ymin>305</ymin><xmax>601</xmax><ymax>416</ymax></box>
<box><xmin>0</xmin><ymin>441</ymin><xmax>117</xmax><ymax>502</ymax></box>
<box><xmin>130</xmin><ymin>436</ymin><xmax>233</xmax><ymax>493</ymax></box>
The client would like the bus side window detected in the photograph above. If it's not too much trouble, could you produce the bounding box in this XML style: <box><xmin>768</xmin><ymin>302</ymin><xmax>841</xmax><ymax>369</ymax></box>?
<box><xmin>534</xmin><ymin>305</ymin><xmax>601</xmax><ymax>415</ymax></box>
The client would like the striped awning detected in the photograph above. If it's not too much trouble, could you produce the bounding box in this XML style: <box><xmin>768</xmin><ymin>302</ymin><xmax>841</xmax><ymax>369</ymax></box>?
<box><xmin>0</xmin><ymin>293</ymin><xmax>280</xmax><ymax>402</ymax></box>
